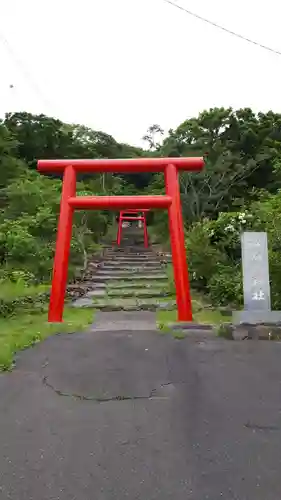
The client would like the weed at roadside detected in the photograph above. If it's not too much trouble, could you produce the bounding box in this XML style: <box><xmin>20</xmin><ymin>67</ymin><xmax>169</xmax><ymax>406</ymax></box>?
<box><xmin>0</xmin><ymin>308</ymin><xmax>94</xmax><ymax>371</ymax></box>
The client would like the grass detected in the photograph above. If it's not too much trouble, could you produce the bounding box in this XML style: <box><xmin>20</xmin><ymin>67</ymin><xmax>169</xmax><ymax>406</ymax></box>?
<box><xmin>0</xmin><ymin>307</ymin><xmax>95</xmax><ymax>371</ymax></box>
<box><xmin>0</xmin><ymin>280</ymin><xmax>50</xmax><ymax>300</ymax></box>
<box><xmin>157</xmin><ymin>308</ymin><xmax>225</xmax><ymax>331</ymax></box>
<box><xmin>172</xmin><ymin>331</ymin><xmax>187</xmax><ymax>340</ymax></box>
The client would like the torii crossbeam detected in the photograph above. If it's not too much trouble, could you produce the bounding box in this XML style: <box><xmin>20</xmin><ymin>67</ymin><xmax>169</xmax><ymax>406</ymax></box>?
<box><xmin>37</xmin><ymin>157</ymin><xmax>204</xmax><ymax>323</ymax></box>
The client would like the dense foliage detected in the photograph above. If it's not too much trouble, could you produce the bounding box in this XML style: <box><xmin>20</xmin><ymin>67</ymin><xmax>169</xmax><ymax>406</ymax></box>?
<box><xmin>0</xmin><ymin>112</ymin><xmax>143</xmax><ymax>284</ymax></box>
<box><xmin>2</xmin><ymin>107</ymin><xmax>281</xmax><ymax>308</ymax></box>
<box><xmin>150</xmin><ymin>107</ymin><xmax>281</xmax><ymax>308</ymax></box>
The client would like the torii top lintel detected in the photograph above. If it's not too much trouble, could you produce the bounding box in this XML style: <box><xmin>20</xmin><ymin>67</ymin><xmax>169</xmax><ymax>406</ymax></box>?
<box><xmin>37</xmin><ymin>157</ymin><xmax>204</xmax><ymax>174</ymax></box>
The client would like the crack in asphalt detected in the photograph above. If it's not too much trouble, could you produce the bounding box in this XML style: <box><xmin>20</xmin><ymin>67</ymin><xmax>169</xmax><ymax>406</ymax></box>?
<box><xmin>244</xmin><ymin>422</ymin><xmax>280</xmax><ymax>431</ymax></box>
<box><xmin>42</xmin><ymin>376</ymin><xmax>170</xmax><ymax>403</ymax></box>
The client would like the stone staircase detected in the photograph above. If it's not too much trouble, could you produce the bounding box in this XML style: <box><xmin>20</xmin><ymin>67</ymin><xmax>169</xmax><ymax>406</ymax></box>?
<box><xmin>71</xmin><ymin>227</ymin><xmax>175</xmax><ymax>311</ymax></box>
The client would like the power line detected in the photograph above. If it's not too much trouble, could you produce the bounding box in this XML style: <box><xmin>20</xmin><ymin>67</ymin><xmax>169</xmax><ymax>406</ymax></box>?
<box><xmin>0</xmin><ymin>30</ymin><xmax>54</xmax><ymax>113</ymax></box>
<box><xmin>161</xmin><ymin>0</ymin><xmax>281</xmax><ymax>57</ymax></box>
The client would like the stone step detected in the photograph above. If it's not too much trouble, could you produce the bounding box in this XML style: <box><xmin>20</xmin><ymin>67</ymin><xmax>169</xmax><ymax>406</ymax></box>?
<box><xmin>92</xmin><ymin>274</ymin><xmax>168</xmax><ymax>282</ymax></box>
<box><xmin>103</xmin><ymin>262</ymin><xmax>162</xmax><ymax>268</ymax></box>
<box><xmin>104</xmin><ymin>260</ymin><xmax>160</xmax><ymax>266</ymax></box>
<box><xmin>108</xmin><ymin>281</ymin><xmax>166</xmax><ymax>289</ymax></box>
<box><xmin>106</xmin><ymin>247</ymin><xmax>154</xmax><ymax>252</ymax></box>
<box><xmin>105</xmin><ymin>252</ymin><xmax>156</xmax><ymax>258</ymax></box>
<box><xmin>86</xmin><ymin>290</ymin><xmax>107</xmax><ymax>298</ymax></box>
<box><xmin>92</xmin><ymin>297</ymin><xmax>175</xmax><ymax>305</ymax></box>
<box><xmin>104</xmin><ymin>253</ymin><xmax>159</xmax><ymax>258</ymax></box>
<box><xmin>105</xmin><ymin>248</ymin><xmax>155</xmax><ymax>253</ymax></box>
<box><xmin>84</xmin><ymin>289</ymin><xmax>168</xmax><ymax>299</ymax></box>
<box><xmin>71</xmin><ymin>297</ymin><xmax>176</xmax><ymax>311</ymax></box>
<box><xmin>95</xmin><ymin>268</ymin><xmax>166</xmax><ymax>276</ymax></box>
<box><xmin>104</xmin><ymin>256</ymin><xmax>160</xmax><ymax>263</ymax></box>
<box><xmin>107</xmin><ymin>289</ymin><xmax>169</xmax><ymax>298</ymax></box>
<box><xmin>101</xmin><ymin>265</ymin><xmax>163</xmax><ymax>272</ymax></box>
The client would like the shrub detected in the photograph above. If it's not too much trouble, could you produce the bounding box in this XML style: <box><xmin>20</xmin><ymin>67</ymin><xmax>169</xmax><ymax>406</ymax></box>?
<box><xmin>268</xmin><ymin>250</ymin><xmax>281</xmax><ymax>310</ymax></box>
<box><xmin>186</xmin><ymin>223</ymin><xmax>228</xmax><ymax>290</ymax></box>
<box><xmin>0</xmin><ymin>282</ymin><xmax>49</xmax><ymax>318</ymax></box>
<box><xmin>208</xmin><ymin>265</ymin><xmax>243</xmax><ymax>307</ymax></box>
<box><xmin>217</xmin><ymin>323</ymin><xmax>234</xmax><ymax>340</ymax></box>
<box><xmin>207</xmin><ymin>210</ymin><xmax>254</xmax><ymax>260</ymax></box>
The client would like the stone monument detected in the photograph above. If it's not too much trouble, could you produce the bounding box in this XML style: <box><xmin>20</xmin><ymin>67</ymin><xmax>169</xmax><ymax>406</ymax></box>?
<box><xmin>233</xmin><ymin>232</ymin><xmax>281</xmax><ymax>325</ymax></box>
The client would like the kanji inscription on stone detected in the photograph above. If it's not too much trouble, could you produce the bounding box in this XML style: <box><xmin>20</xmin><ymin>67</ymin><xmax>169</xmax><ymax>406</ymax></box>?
<box><xmin>241</xmin><ymin>232</ymin><xmax>271</xmax><ymax>311</ymax></box>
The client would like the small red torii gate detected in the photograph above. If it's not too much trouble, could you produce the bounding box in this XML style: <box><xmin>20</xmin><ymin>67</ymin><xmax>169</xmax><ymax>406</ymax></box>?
<box><xmin>116</xmin><ymin>209</ymin><xmax>150</xmax><ymax>247</ymax></box>
<box><xmin>37</xmin><ymin>157</ymin><xmax>204</xmax><ymax>323</ymax></box>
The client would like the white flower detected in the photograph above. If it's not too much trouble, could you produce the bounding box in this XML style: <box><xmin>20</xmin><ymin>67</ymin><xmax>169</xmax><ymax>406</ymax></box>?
<box><xmin>225</xmin><ymin>224</ymin><xmax>235</xmax><ymax>232</ymax></box>
<box><xmin>238</xmin><ymin>213</ymin><xmax>246</xmax><ymax>220</ymax></box>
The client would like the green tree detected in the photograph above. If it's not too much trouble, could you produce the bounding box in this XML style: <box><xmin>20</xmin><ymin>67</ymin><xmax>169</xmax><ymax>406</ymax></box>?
<box><xmin>4</xmin><ymin>112</ymin><xmax>76</xmax><ymax>168</ymax></box>
<box><xmin>142</xmin><ymin>124</ymin><xmax>164</xmax><ymax>151</ymax></box>
<box><xmin>0</xmin><ymin>122</ymin><xmax>24</xmax><ymax>190</ymax></box>
<box><xmin>159</xmin><ymin>107</ymin><xmax>281</xmax><ymax>221</ymax></box>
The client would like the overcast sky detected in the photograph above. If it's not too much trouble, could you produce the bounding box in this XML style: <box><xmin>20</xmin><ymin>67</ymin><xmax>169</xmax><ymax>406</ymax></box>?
<box><xmin>1</xmin><ymin>0</ymin><xmax>281</xmax><ymax>146</ymax></box>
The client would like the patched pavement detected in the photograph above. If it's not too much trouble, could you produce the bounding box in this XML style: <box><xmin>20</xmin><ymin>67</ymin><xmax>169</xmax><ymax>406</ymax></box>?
<box><xmin>1</xmin><ymin>319</ymin><xmax>281</xmax><ymax>499</ymax></box>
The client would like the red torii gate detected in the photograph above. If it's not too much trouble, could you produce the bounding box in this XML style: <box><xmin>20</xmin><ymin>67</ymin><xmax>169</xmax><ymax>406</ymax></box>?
<box><xmin>116</xmin><ymin>209</ymin><xmax>149</xmax><ymax>247</ymax></box>
<box><xmin>37</xmin><ymin>157</ymin><xmax>204</xmax><ymax>323</ymax></box>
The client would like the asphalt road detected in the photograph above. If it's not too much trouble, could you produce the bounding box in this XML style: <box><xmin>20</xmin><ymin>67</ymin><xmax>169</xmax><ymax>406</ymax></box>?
<box><xmin>1</xmin><ymin>316</ymin><xmax>281</xmax><ymax>499</ymax></box>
